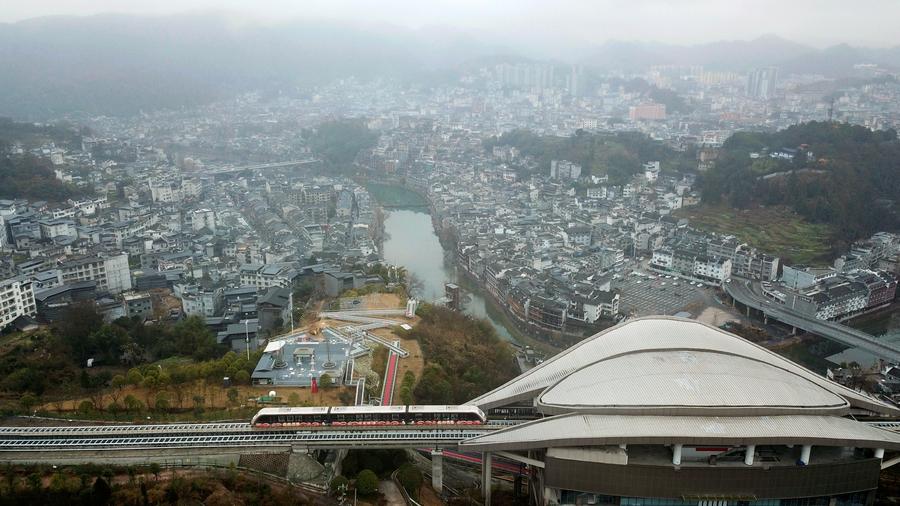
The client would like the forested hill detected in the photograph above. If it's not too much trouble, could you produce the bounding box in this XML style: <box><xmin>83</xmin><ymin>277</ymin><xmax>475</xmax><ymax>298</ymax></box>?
<box><xmin>483</xmin><ymin>129</ymin><xmax>696</xmax><ymax>183</ymax></box>
<box><xmin>0</xmin><ymin>118</ymin><xmax>91</xmax><ymax>202</ymax></box>
<box><xmin>698</xmin><ymin>122</ymin><xmax>900</xmax><ymax>245</ymax></box>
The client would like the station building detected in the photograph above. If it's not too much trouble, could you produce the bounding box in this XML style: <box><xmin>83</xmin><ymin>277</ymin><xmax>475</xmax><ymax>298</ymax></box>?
<box><xmin>463</xmin><ymin>317</ymin><xmax>900</xmax><ymax>506</ymax></box>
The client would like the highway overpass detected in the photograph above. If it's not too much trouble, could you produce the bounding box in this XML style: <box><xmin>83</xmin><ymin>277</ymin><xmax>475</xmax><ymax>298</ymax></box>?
<box><xmin>723</xmin><ymin>278</ymin><xmax>900</xmax><ymax>363</ymax></box>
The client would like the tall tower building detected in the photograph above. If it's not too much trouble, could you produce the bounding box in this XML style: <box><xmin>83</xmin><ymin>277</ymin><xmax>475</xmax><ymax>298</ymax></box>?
<box><xmin>746</xmin><ymin>66</ymin><xmax>778</xmax><ymax>99</ymax></box>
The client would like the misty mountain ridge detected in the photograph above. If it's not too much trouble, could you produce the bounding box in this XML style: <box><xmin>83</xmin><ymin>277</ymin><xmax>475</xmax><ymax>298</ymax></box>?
<box><xmin>2</xmin><ymin>14</ymin><xmax>900</xmax><ymax>119</ymax></box>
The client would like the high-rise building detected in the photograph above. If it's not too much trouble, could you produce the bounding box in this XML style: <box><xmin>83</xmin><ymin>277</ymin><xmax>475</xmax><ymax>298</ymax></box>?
<box><xmin>746</xmin><ymin>66</ymin><xmax>778</xmax><ymax>99</ymax></box>
<box><xmin>629</xmin><ymin>103</ymin><xmax>667</xmax><ymax>121</ymax></box>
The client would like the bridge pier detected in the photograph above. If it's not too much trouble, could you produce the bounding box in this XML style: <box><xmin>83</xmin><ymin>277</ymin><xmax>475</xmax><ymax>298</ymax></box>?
<box><xmin>482</xmin><ymin>451</ymin><xmax>493</xmax><ymax>506</ymax></box>
<box><xmin>431</xmin><ymin>449</ymin><xmax>443</xmax><ymax>493</ymax></box>
<box><xmin>746</xmin><ymin>305</ymin><xmax>751</xmax><ymax>317</ymax></box>
<box><xmin>792</xmin><ymin>326</ymin><xmax>797</xmax><ymax>335</ymax></box>
<box><xmin>764</xmin><ymin>315</ymin><xmax>769</xmax><ymax>325</ymax></box>
<box><xmin>288</xmin><ymin>446</ymin><xmax>325</xmax><ymax>483</ymax></box>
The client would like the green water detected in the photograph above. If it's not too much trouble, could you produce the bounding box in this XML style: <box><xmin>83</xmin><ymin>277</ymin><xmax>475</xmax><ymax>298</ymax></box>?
<box><xmin>381</xmin><ymin>208</ymin><xmax>517</xmax><ymax>344</ymax></box>
<box><xmin>364</xmin><ymin>182</ymin><xmax>428</xmax><ymax>208</ymax></box>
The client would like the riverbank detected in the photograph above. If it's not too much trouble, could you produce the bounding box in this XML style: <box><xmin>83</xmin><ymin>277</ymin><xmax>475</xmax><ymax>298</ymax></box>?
<box><xmin>846</xmin><ymin>301</ymin><xmax>900</xmax><ymax>336</ymax></box>
<box><xmin>369</xmin><ymin>180</ymin><xmax>608</xmax><ymax>355</ymax></box>
<box><xmin>453</xmin><ymin>268</ymin><xmax>561</xmax><ymax>356</ymax></box>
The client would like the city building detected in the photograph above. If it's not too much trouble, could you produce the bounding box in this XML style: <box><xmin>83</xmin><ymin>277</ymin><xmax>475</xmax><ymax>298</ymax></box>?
<box><xmin>465</xmin><ymin>317</ymin><xmax>900</xmax><ymax>506</ymax></box>
<box><xmin>239</xmin><ymin>263</ymin><xmax>299</xmax><ymax>290</ymax></box>
<box><xmin>550</xmin><ymin>160</ymin><xmax>582</xmax><ymax>181</ymax></box>
<box><xmin>746</xmin><ymin>67</ymin><xmax>778</xmax><ymax>100</ymax></box>
<box><xmin>122</xmin><ymin>292</ymin><xmax>152</xmax><ymax>320</ymax></box>
<box><xmin>628</xmin><ymin>103</ymin><xmax>666</xmax><ymax>121</ymax></box>
<box><xmin>0</xmin><ymin>276</ymin><xmax>36</xmax><ymax>330</ymax></box>
<box><xmin>782</xmin><ymin>265</ymin><xmax>837</xmax><ymax>290</ymax></box>
<box><xmin>58</xmin><ymin>253</ymin><xmax>132</xmax><ymax>294</ymax></box>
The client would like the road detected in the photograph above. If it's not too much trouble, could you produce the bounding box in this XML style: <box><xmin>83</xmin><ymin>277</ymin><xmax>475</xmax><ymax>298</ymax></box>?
<box><xmin>724</xmin><ymin>278</ymin><xmax>900</xmax><ymax>363</ymax></box>
<box><xmin>201</xmin><ymin>159</ymin><xmax>320</xmax><ymax>176</ymax></box>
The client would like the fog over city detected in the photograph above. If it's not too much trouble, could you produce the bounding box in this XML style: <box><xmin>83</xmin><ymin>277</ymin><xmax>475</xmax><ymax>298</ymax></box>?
<box><xmin>2</xmin><ymin>1</ymin><xmax>900</xmax><ymax>504</ymax></box>
<box><xmin>5</xmin><ymin>0</ymin><xmax>900</xmax><ymax>49</ymax></box>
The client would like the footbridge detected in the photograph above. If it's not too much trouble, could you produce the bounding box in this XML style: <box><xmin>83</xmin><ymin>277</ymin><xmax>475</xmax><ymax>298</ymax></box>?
<box><xmin>723</xmin><ymin>278</ymin><xmax>900</xmax><ymax>363</ymax></box>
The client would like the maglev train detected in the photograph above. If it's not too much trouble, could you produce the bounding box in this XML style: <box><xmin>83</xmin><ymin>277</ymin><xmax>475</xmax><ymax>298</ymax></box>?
<box><xmin>251</xmin><ymin>405</ymin><xmax>486</xmax><ymax>428</ymax></box>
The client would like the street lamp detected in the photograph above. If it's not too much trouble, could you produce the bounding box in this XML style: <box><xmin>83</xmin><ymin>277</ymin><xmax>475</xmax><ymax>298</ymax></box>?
<box><xmin>243</xmin><ymin>319</ymin><xmax>251</xmax><ymax>360</ymax></box>
<box><xmin>289</xmin><ymin>291</ymin><xmax>295</xmax><ymax>332</ymax></box>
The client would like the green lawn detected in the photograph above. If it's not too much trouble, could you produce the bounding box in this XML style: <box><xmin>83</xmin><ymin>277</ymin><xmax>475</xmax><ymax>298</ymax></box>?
<box><xmin>675</xmin><ymin>205</ymin><xmax>834</xmax><ymax>265</ymax></box>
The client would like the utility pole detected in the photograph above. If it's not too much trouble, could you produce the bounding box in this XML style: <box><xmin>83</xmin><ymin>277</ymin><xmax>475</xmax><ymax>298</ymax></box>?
<box><xmin>289</xmin><ymin>291</ymin><xmax>295</xmax><ymax>332</ymax></box>
<box><xmin>244</xmin><ymin>319</ymin><xmax>251</xmax><ymax>360</ymax></box>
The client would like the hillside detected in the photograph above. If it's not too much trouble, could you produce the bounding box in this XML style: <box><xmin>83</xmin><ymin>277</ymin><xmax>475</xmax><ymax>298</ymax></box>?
<box><xmin>0</xmin><ymin>118</ymin><xmax>91</xmax><ymax>202</ymax></box>
<box><xmin>401</xmin><ymin>305</ymin><xmax>517</xmax><ymax>405</ymax></box>
<box><xmin>697</xmin><ymin>121</ymin><xmax>900</xmax><ymax>250</ymax></box>
<box><xmin>484</xmin><ymin>129</ymin><xmax>696</xmax><ymax>183</ymax></box>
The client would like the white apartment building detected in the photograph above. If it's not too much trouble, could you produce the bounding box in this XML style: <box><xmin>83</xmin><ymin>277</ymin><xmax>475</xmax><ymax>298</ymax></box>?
<box><xmin>644</xmin><ymin>161</ymin><xmax>661</xmax><ymax>182</ymax></box>
<box><xmin>191</xmin><ymin>208</ymin><xmax>217</xmax><ymax>233</ymax></box>
<box><xmin>0</xmin><ymin>276</ymin><xmax>36</xmax><ymax>329</ymax></box>
<box><xmin>58</xmin><ymin>253</ymin><xmax>132</xmax><ymax>294</ymax></box>
<box><xmin>694</xmin><ymin>257</ymin><xmax>733</xmax><ymax>282</ymax></box>
<box><xmin>39</xmin><ymin>219</ymin><xmax>76</xmax><ymax>239</ymax></box>
<box><xmin>239</xmin><ymin>263</ymin><xmax>297</xmax><ymax>290</ymax></box>
<box><xmin>650</xmin><ymin>248</ymin><xmax>674</xmax><ymax>270</ymax></box>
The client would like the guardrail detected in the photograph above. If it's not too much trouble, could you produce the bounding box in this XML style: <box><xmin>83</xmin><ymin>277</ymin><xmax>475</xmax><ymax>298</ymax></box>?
<box><xmin>0</xmin><ymin>429</ymin><xmax>493</xmax><ymax>451</ymax></box>
<box><xmin>723</xmin><ymin>278</ymin><xmax>900</xmax><ymax>362</ymax></box>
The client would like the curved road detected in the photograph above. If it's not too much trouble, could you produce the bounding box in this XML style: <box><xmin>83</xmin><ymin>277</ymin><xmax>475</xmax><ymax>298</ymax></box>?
<box><xmin>723</xmin><ymin>278</ymin><xmax>900</xmax><ymax>362</ymax></box>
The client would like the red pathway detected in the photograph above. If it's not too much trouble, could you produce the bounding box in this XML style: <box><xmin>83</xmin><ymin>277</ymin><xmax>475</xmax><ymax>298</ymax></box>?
<box><xmin>381</xmin><ymin>351</ymin><xmax>400</xmax><ymax>405</ymax></box>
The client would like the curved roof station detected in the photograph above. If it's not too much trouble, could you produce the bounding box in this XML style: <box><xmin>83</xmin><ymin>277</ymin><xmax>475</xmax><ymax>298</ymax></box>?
<box><xmin>462</xmin><ymin>317</ymin><xmax>900</xmax><ymax>506</ymax></box>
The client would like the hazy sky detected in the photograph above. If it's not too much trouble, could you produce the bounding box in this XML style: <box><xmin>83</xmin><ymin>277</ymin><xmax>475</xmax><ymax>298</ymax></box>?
<box><xmin>4</xmin><ymin>0</ymin><xmax>900</xmax><ymax>49</ymax></box>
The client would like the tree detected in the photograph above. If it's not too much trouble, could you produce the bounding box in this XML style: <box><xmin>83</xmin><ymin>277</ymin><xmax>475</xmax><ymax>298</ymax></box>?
<box><xmin>396</xmin><ymin>464</ymin><xmax>423</xmax><ymax>498</ymax></box>
<box><xmin>330</xmin><ymin>475</ymin><xmax>350</xmax><ymax>496</ymax></box>
<box><xmin>234</xmin><ymin>370</ymin><xmax>251</xmax><ymax>385</ymax></box>
<box><xmin>141</xmin><ymin>375</ymin><xmax>160</xmax><ymax>408</ymax></box>
<box><xmin>78</xmin><ymin>400</ymin><xmax>95</xmax><ymax>414</ymax></box>
<box><xmin>124</xmin><ymin>394</ymin><xmax>142</xmax><ymax>413</ymax></box>
<box><xmin>192</xmin><ymin>395</ymin><xmax>205</xmax><ymax>415</ymax></box>
<box><xmin>126</xmin><ymin>369</ymin><xmax>144</xmax><ymax>386</ymax></box>
<box><xmin>355</xmin><ymin>469</ymin><xmax>378</xmax><ymax>496</ymax></box>
<box><xmin>26</xmin><ymin>473</ymin><xmax>41</xmax><ymax>492</ymax></box>
<box><xmin>149</xmin><ymin>463</ymin><xmax>161</xmax><ymax>481</ymax></box>
<box><xmin>319</xmin><ymin>373</ymin><xmax>333</xmax><ymax>387</ymax></box>
<box><xmin>172</xmin><ymin>316</ymin><xmax>222</xmax><ymax>360</ymax></box>
<box><xmin>55</xmin><ymin>302</ymin><xmax>104</xmax><ymax>364</ymax></box>
<box><xmin>109</xmin><ymin>374</ymin><xmax>127</xmax><ymax>405</ymax></box>
<box><xmin>154</xmin><ymin>391</ymin><xmax>170</xmax><ymax>412</ymax></box>
<box><xmin>92</xmin><ymin>476</ymin><xmax>112</xmax><ymax>504</ymax></box>
<box><xmin>227</xmin><ymin>388</ymin><xmax>240</xmax><ymax>406</ymax></box>
<box><xmin>20</xmin><ymin>392</ymin><xmax>38</xmax><ymax>412</ymax></box>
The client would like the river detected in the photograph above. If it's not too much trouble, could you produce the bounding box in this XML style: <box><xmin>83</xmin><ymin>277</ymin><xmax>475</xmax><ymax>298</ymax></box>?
<box><xmin>827</xmin><ymin>307</ymin><xmax>900</xmax><ymax>366</ymax></box>
<box><xmin>381</xmin><ymin>208</ymin><xmax>518</xmax><ymax>344</ymax></box>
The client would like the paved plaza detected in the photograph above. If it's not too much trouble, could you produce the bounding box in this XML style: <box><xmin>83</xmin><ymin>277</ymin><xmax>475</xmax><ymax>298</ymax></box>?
<box><xmin>613</xmin><ymin>272</ymin><xmax>707</xmax><ymax>316</ymax></box>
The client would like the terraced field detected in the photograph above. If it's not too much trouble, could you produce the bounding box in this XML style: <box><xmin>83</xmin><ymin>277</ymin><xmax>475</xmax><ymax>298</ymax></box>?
<box><xmin>675</xmin><ymin>205</ymin><xmax>834</xmax><ymax>265</ymax></box>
